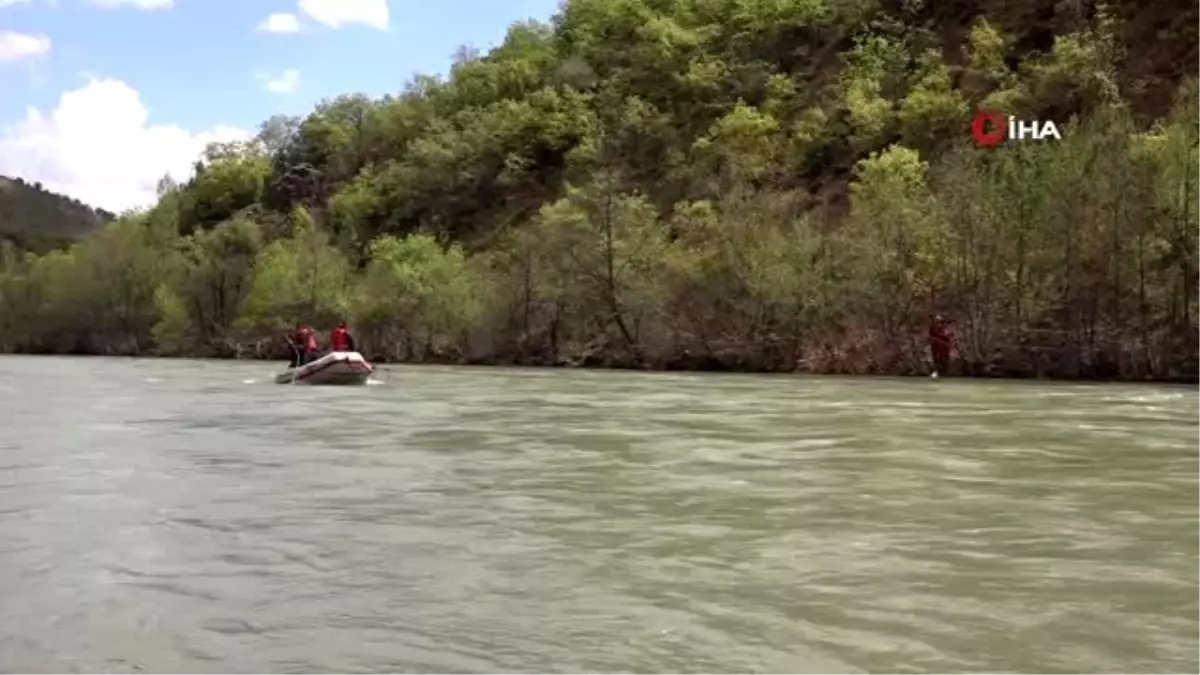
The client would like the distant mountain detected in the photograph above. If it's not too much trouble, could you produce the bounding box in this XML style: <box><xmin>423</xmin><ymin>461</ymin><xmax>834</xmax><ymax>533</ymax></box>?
<box><xmin>0</xmin><ymin>176</ymin><xmax>115</xmax><ymax>253</ymax></box>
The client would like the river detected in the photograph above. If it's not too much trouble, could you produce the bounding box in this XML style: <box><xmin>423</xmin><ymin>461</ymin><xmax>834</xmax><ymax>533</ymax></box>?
<box><xmin>0</xmin><ymin>356</ymin><xmax>1195</xmax><ymax>673</ymax></box>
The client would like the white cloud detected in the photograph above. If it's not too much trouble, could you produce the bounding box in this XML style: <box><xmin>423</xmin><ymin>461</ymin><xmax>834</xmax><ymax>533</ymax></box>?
<box><xmin>0</xmin><ymin>0</ymin><xmax>34</xmax><ymax>8</ymax></box>
<box><xmin>88</xmin><ymin>0</ymin><xmax>173</xmax><ymax>8</ymax></box>
<box><xmin>255</xmin><ymin>69</ymin><xmax>300</xmax><ymax>93</ymax></box>
<box><xmin>257</xmin><ymin>12</ymin><xmax>301</xmax><ymax>33</ymax></box>
<box><xmin>0</xmin><ymin>77</ymin><xmax>249</xmax><ymax>213</ymax></box>
<box><xmin>0</xmin><ymin>31</ymin><xmax>50</xmax><ymax>62</ymax></box>
<box><xmin>298</xmin><ymin>0</ymin><xmax>388</xmax><ymax>30</ymax></box>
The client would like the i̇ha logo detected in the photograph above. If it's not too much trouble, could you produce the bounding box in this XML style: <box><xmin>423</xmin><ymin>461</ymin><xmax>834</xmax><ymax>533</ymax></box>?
<box><xmin>971</xmin><ymin>109</ymin><xmax>1062</xmax><ymax>147</ymax></box>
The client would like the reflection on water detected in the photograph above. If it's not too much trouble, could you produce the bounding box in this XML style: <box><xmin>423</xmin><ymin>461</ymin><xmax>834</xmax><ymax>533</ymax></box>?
<box><xmin>0</xmin><ymin>356</ymin><xmax>1196</xmax><ymax>673</ymax></box>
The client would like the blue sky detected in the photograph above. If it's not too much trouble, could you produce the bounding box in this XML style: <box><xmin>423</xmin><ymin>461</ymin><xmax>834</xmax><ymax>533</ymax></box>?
<box><xmin>0</xmin><ymin>0</ymin><xmax>562</xmax><ymax>212</ymax></box>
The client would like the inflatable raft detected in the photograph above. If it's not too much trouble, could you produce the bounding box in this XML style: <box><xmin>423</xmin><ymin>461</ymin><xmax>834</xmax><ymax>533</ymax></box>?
<box><xmin>275</xmin><ymin>351</ymin><xmax>373</xmax><ymax>385</ymax></box>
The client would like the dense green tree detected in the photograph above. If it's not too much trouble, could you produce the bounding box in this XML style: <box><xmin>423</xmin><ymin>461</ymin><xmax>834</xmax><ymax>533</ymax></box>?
<box><xmin>354</xmin><ymin>233</ymin><xmax>481</xmax><ymax>360</ymax></box>
<box><xmin>238</xmin><ymin>207</ymin><xmax>354</xmax><ymax>339</ymax></box>
<box><xmin>151</xmin><ymin>217</ymin><xmax>263</xmax><ymax>355</ymax></box>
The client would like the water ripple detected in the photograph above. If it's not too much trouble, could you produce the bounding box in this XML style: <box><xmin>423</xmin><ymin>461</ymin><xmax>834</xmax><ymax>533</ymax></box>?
<box><xmin>0</xmin><ymin>357</ymin><xmax>1196</xmax><ymax>673</ymax></box>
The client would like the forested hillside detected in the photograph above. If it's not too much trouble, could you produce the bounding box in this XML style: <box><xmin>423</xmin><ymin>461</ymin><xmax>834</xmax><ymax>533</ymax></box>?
<box><xmin>0</xmin><ymin>176</ymin><xmax>114</xmax><ymax>254</ymax></box>
<box><xmin>1</xmin><ymin>0</ymin><xmax>1196</xmax><ymax>379</ymax></box>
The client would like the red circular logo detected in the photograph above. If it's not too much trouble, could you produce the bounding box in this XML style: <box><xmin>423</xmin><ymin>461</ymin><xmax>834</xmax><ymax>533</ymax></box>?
<box><xmin>971</xmin><ymin>110</ymin><xmax>1006</xmax><ymax>147</ymax></box>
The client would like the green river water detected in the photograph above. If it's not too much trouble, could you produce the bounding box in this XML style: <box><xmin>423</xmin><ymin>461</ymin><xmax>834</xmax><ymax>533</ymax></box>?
<box><xmin>0</xmin><ymin>356</ymin><xmax>1196</xmax><ymax>673</ymax></box>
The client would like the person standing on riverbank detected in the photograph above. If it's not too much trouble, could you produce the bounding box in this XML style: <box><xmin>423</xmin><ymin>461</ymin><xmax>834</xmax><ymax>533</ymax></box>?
<box><xmin>929</xmin><ymin>314</ymin><xmax>953</xmax><ymax>377</ymax></box>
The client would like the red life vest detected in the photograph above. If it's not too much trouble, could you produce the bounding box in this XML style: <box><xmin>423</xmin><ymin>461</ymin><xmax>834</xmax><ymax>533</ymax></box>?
<box><xmin>330</xmin><ymin>326</ymin><xmax>350</xmax><ymax>351</ymax></box>
<box><xmin>928</xmin><ymin>321</ymin><xmax>951</xmax><ymax>352</ymax></box>
<box><xmin>297</xmin><ymin>326</ymin><xmax>318</xmax><ymax>352</ymax></box>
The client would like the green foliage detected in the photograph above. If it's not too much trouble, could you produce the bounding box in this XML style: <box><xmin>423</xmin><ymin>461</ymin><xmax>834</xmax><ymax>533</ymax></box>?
<box><xmin>842</xmin><ymin>70</ymin><xmax>893</xmax><ymax>151</ymax></box>
<box><xmin>1021</xmin><ymin>28</ymin><xmax>1123</xmax><ymax>116</ymax></box>
<box><xmin>960</xmin><ymin>19</ymin><xmax>1015</xmax><ymax>101</ymax></box>
<box><xmin>0</xmin><ymin>176</ymin><xmax>113</xmax><ymax>249</ymax></box>
<box><xmin>664</xmin><ymin>189</ymin><xmax>827</xmax><ymax>366</ymax></box>
<box><xmin>355</xmin><ymin>233</ymin><xmax>481</xmax><ymax>358</ymax></box>
<box><xmin>898</xmin><ymin>53</ymin><xmax>969</xmax><ymax>153</ymax></box>
<box><xmin>238</xmin><ymin>207</ymin><xmax>353</xmax><ymax>335</ymax></box>
<box><xmin>692</xmin><ymin>101</ymin><xmax>782</xmax><ymax>186</ymax></box>
<box><xmin>152</xmin><ymin>216</ymin><xmax>263</xmax><ymax>355</ymax></box>
<box><xmin>177</xmin><ymin>152</ymin><xmax>271</xmax><ymax>234</ymax></box>
<box><xmin>72</xmin><ymin>218</ymin><xmax>163</xmax><ymax>351</ymax></box>
<box><xmin>846</xmin><ymin>145</ymin><xmax>948</xmax><ymax>349</ymax></box>
<box><xmin>840</xmin><ymin>33</ymin><xmax>910</xmax><ymax>151</ymax></box>
<box><xmin>151</xmin><ymin>283</ymin><xmax>190</xmax><ymax>355</ymax></box>
<box><xmin>535</xmin><ymin>184</ymin><xmax>668</xmax><ymax>326</ymax></box>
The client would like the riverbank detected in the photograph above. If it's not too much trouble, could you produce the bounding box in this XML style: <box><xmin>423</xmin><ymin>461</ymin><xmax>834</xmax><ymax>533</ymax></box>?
<box><xmin>5</xmin><ymin>342</ymin><xmax>1196</xmax><ymax>383</ymax></box>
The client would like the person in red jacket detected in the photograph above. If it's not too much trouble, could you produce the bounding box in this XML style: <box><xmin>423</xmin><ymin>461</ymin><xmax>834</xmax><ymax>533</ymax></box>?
<box><xmin>329</xmin><ymin>320</ymin><xmax>356</xmax><ymax>353</ymax></box>
<box><xmin>928</xmin><ymin>313</ymin><xmax>953</xmax><ymax>377</ymax></box>
<box><xmin>288</xmin><ymin>322</ymin><xmax>320</xmax><ymax>367</ymax></box>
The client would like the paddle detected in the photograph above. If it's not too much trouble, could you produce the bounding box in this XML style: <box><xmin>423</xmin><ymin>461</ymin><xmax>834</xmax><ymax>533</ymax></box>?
<box><xmin>284</xmin><ymin>335</ymin><xmax>301</xmax><ymax>384</ymax></box>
